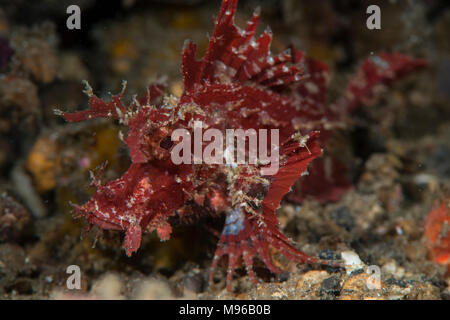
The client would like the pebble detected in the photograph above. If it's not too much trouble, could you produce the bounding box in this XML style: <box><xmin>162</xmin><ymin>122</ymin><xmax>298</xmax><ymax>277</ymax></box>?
<box><xmin>341</xmin><ymin>251</ymin><xmax>365</xmax><ymax>275</ymax></box>
<box><xmin>382</xmin><ymin>261</ymin><xmax>405</xmax><ymax>279</ymax></box>
<box><xmin>319</xmin><ymin>249</ymin><xmax>341</xmax><ymax>261</ymax></box>
<box><xmin>319</xmin><ymin>276</ymin><xmax>341</xmax><ymax>296</ymax></box>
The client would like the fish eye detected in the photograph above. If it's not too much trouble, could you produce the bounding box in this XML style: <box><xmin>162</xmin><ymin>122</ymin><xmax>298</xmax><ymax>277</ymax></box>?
<box><xmin>159</xmin><ymin>136</ymin><xmax>174</xmax><ymax>150</ymax></box>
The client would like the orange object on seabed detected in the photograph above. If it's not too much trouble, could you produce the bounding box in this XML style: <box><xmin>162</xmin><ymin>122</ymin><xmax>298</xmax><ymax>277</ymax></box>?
<box><xmin>425</xmin><ymin>200</ymin><xmax>450</xmax><ymax>274</ymax></box>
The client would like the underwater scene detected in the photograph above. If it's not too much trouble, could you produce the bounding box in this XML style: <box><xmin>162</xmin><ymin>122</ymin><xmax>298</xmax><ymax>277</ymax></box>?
<box><xmin>0</xmin><ymin>0</ymin><xmax>449</xmax><ymax>300</ymax></box>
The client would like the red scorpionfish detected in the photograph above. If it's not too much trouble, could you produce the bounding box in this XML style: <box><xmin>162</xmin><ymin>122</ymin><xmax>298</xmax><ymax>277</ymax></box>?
<box><xmin>58</xmin><ymin>0</ymin><xmax>426</xmax><ymax>291</ymax></box>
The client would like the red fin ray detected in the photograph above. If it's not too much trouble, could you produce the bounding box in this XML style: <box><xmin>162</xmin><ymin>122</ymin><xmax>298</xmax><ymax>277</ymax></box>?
<box><xmin>60</xmin><ymin>82</ymin><xmax>166</xmax><ymax>123</ymax></box>
<box><xmin>181</xmin><ymin>0</ymin><xmax>303</xmax><ymax>92</ymax></box>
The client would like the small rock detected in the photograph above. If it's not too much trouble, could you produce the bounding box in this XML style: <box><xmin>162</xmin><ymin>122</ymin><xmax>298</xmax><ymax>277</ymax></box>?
<box><xmin>295</xmin><ymin>270</ymin><xmax>330</xmax><ymax>299</ymax></box>
<box><xmin>341</xmin><ymin>251</ymin><xmax>365</xmax><ymax>275</ymax></box>
<box><xmin>319</xmin><ymin>249</ymin><xmax>341</xmax><ymax>261</ymax></box>
<box><xmin>319</xmin><ymin>276</ymin><xmax>341</xmax><ymax>297</ymax></box>
<box><xmin>382</xmin><ymin>261</ymin><xmax>405</xmax><ymax>279</ymax></box>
